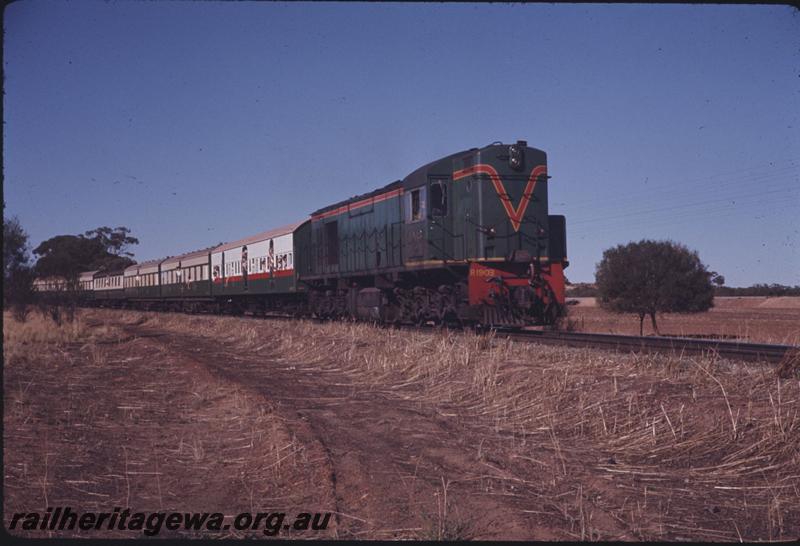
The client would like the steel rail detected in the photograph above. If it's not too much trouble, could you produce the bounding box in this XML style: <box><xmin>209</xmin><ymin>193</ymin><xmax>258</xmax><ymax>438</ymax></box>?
<box><xmin>502</xmin><ymin>330</ymin><xmax>797</xmax><ymax>364</ymax></box>
<box><xmin>85</xmin><ymin>305</ymin><xmax>797</xmax><ymax>364</ymax></box>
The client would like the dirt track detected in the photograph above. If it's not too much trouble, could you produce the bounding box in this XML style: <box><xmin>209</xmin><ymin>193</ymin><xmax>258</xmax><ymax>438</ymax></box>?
<box><xmin>116</xmin><ymin>317</ymin><xmax>568</xmax><ymax>540</ymax></box>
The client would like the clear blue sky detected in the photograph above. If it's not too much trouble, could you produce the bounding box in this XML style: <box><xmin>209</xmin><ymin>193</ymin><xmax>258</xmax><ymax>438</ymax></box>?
<box><xmin>4</xmin><ymin>1</ymin><xmax>799</xmax><ymax>286</ymax></box>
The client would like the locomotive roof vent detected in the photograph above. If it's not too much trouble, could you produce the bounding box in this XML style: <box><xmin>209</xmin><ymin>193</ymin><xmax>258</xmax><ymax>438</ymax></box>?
<box><xmin>517</xmin><ymin>140</ymin><xmax>527</xmax><ymax>147</ymax></box>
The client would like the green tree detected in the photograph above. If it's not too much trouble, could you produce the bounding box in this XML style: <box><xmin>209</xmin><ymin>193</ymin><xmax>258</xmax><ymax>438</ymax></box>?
<box><xmin>33</xmin><ymin>227</ymin><xmax>138</xmax><ymax>287</ymax></box>
<box><xmin>595</xmin><ymin>240</ymin><xmax>714</xmax><ymax>335</ymax></box>
<box><xmin>3</xmin><ymin>212</ymin><xmax>34</xmax><ymax>314</ymax></box>
<box><xmin>84</xmin><ymin>226</ymin><xmax>139</xmax><ymax>257</ymax></box>
<box><xmin>34</xmin><ymin>235</ymin><xmax>105</xmax><ymax>287</ymax></box>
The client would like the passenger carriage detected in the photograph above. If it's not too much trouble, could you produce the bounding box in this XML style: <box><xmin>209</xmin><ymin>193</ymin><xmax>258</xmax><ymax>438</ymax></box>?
<box><xmin>160</xmin><ymin>247</ymin><xmax>217</xmax><ymax>306</ymax></box>
<box><xmin>93</xmin><ymin>270</ymin><xmax>125</xmax><ymax>305</ymax></box>
<box><xmin>124</xmin><ymin>259</ymin><xmax>163</xmax><ymax>302</ymax></box>
<box><xmin>209</xmin><ymin>222</ymin><xmax>306</xmax><ymax>314</ymax></box>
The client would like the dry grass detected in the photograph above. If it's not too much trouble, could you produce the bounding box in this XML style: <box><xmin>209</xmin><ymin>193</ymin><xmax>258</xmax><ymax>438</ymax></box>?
<box><xmin>140</xmin><ymin>311</ymin><xmax>800</xmax><ymax>541</ymax></box>
<box><xmin>3</xmin><ymin>310</ymin><xmax>325</xmax><ymax>539</ymax></box>
<box><xmin>6</xmin><ymin>308</ymin><xmax>798</xmax><ymax>540</ymax></box>
<box><xmin>3</xmin><ymin>311</ymin><xmax>109</xmax><ymax>361</ymax></box>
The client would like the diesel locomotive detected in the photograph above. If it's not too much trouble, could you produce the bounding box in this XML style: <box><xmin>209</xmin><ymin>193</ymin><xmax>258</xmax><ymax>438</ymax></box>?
<box><xmin>36</xmin><ymin>141</ymin><xmax>568</xmax><ymax>327</ymax></box>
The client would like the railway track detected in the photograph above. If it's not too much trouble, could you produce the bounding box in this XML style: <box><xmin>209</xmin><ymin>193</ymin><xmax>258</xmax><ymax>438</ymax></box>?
<box><xmin>505</xmin><ymin>329</ymin><xmax>798</xmax><ymax>364</ymax></box>
<box><xmin>89</xmin><ymin>306</ymin><xmax>798</xmax><ymax>364</ymax></box>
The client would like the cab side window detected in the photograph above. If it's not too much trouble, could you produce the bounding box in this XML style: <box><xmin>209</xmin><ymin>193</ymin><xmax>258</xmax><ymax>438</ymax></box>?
<box><xmin>404</xmin><ymin>187</ymin><xmax>427</xmax><ymax>223</ymax></box>
<box><xmin>430</xmin><ymin>180</ymin><xmax>447</xmax><ymax>216</ymax></box>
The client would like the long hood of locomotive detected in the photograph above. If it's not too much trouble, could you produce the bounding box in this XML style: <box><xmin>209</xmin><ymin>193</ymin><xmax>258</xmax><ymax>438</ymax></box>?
<box><xmin>302</xmin><ymin>143</ymin><xmax>556</xmax><ymax>281</ymax></box>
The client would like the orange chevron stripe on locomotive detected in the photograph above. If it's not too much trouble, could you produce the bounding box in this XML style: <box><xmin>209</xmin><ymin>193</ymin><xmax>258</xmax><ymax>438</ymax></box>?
<box><xmin>452</xmin><ymin>164</ymin><xmax>547</xmax><ymax>232</ymax></box>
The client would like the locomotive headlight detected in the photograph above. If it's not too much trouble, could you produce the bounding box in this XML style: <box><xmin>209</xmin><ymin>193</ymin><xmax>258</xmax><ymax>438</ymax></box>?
<box><xmin>509</xmin><ymin>144</ymin><xmax>524</xmax><ymax>171</ymax></box>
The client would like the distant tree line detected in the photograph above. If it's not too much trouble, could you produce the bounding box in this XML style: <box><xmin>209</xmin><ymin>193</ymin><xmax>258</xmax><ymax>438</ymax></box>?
<box><xmin>712</xmin><ymin>284</ymin><xmax>800</xmax><ymax>297</ymax></box>
<box><xmin>568</xmin><ymin>282</ymin><xmax>800</xmax><ymax>298</ymax></box>
<box><xmin>565</xmin><ymin>283</ymin><xmax>599</xmax><ymax>297</ymax></box>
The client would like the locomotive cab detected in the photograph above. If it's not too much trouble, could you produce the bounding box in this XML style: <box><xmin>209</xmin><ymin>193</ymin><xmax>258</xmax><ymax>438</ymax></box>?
<box><xmin>448</xmin><ymin>141</ymin><xmax>568</xmax><ymax>326</ymax></box>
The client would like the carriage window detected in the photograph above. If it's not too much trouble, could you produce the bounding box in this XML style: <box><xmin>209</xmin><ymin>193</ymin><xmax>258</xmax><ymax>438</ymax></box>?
<box><xmin>430</xmin><ymin>181</ymin><xmax>447</xmax><ymax>216</ymax></box>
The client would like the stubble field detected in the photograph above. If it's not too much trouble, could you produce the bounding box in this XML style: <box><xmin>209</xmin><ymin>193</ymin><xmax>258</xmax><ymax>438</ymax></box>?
<box><xmin>564</xmin><ymin>296</ymin><xmax>800</xmax><ymax>345</ymax></box>
<box><xmin>3</xmin><ymin>306</ymin><xmax>799</xmax><ymax>540</ymax></box>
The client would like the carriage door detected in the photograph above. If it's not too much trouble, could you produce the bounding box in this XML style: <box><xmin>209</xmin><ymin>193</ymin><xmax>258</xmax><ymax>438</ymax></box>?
<box><xmin>428</xmin><ymin>177</ymin><xmax>450</xmax><ymax>260</ymax></box>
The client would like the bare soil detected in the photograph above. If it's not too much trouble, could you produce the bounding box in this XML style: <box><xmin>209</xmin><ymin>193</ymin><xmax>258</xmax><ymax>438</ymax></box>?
<box><xmin>4</xmin><ymin>309</ymin><xmax>799</xmax><ymax>540</ymax></box>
